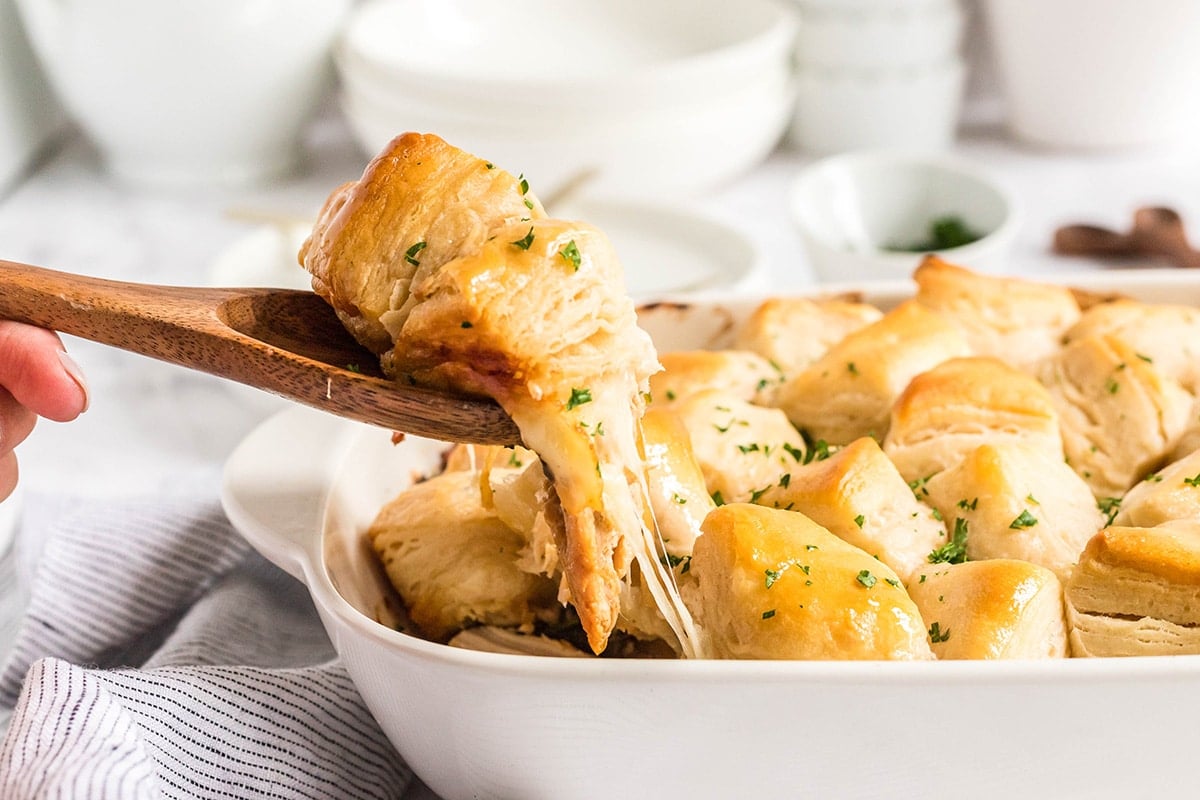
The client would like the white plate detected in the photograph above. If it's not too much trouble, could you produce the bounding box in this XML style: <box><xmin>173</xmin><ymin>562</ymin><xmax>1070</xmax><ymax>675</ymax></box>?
<box><xmin>207</xmin><ymin>202</ymin><xmax>762</xmax><ymax>300</ymax></box>
<box><xmin>223</xmin><ymin>269</ymin><xmax>1200</xmax><ymax>800</ymax></box>
<box><xmin>557</xmin><ymin>199</ymin><xmax>763</xmax><ymax>297</ymax></box>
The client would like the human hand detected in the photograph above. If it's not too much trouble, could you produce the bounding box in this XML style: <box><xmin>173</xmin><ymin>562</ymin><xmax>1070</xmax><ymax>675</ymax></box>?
<box><xmin>0</xmin><ymin>321</ymin><xmax>90</xmax><ymax>502</ymax></box>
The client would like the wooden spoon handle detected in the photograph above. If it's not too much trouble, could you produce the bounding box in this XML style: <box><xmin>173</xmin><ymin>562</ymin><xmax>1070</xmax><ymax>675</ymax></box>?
<box><xmin>0</xmin><ymin>259</ymin><xmax>238</xmax><ymax>355</ymax></box>
<box><xmin>0</xmin><ymin>259</ymin><xmax>521</xmax><ymax>445</ymax></box>
<box><xmin>1052</xmin><ymin>224</ymin><xmax>1140</xmax><ymax>258</ymax></box>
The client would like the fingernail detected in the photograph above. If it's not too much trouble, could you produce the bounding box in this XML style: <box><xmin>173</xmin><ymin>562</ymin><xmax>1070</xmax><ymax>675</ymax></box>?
<box><xmin>57</xmin><ymin>350</ymin><xmax>90</xmax><ymax>413</ymax></box>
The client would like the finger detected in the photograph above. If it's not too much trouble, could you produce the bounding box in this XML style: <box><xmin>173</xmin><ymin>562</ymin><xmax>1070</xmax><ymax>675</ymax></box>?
<box><xmin>0</xmin><ymin>387</ymin><xmax>37</xmax><ymax>454</ymax></box>
<box><xmin>0</xmin><ymin>322</ymin><xmax>89</xmax><ymax>421</ymax></box>
<box><xmin>0</xmin><ymin>450</ymin><xmax>16</xmax><ymax>503</ymax></box>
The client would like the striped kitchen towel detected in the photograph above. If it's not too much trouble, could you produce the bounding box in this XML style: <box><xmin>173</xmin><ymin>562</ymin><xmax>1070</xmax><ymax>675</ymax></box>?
<box><xmin>0</xmin><ymin>495</ymin><xmax>412</xmax><ymax>799</ymax></box>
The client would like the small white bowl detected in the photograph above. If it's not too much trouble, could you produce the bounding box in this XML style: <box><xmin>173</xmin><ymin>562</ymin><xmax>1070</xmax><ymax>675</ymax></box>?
<box><xmin>791</xmin><ymin>0</ymin><xmax>964</xmax><ymax>70</ymax></box>
<box><xmin>336</xmin><ymin>0</ymin><xmax>798</xmax><ymax>197</ymax></box>
<box><xmin>789</xmin><ymin>59</ymin><xmax>965</xmax><ymax>155</ymax></box>
<box><xmin>789</xmin><ymin>150</ymin><xmax>1018</xmax><ymax>283</ymax></box>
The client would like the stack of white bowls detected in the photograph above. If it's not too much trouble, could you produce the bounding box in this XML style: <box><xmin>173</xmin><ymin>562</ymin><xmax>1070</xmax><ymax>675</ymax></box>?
<box><xmin>787</xmin><ymin>0</ymin><xmax>965</xmax><ymax>155</ymax></box>
<box><xmin>335</xmin><ymin>0</ymin><xmax>799</xmax><ymax>200</ymax></box>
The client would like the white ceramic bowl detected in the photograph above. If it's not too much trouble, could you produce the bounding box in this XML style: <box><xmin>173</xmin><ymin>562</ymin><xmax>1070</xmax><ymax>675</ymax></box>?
<box><xmin>789</xmin><ymin>58</ymin><xmax>965</xmax><ymax>155</ymax></box>
<box><xmin>224</xmin><ymin>270</ymin><xmax>1200</xmax><ymax>800</ymax></box>
<box><xmin>983</xmin><ymin>0</ymin><xmax>1200</xmax><ymax>149</ymax></box>
<box><xmin>790</xmin><ymin>150</ymin><xmax>1017</xmax><ymax>283</ymax></box>
<box><xmin>336</xmin><ymin>0</ymin><xmax>798</xmax><ymax>197</ymax></box>
<box><xmin>15</xmin><ymin>0</ymin><xmax>350</xmax><ymax>185</ymax></box>
<box><xmin>791</xmin><ymin>0</ymin><xmax>964</xmax><ymax>70</ymax></box>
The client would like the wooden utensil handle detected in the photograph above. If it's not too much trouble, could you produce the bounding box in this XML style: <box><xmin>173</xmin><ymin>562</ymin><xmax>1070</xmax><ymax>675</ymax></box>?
<box><xmin>0</xmin><ymin>259</ymin><xmax>523</xmax><ymax>445</ymax></box>
<box><xmin>0</xmin><ymin>259</ymin><xmax>235</xmax><ymax>357</ymax></box>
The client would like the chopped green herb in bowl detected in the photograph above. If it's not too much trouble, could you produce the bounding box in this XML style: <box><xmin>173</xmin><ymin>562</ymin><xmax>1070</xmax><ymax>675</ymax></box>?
<box><xmin>888</xmin><ymin>215</ymin><xmax>984</xmax><ymax>253</ymax></box>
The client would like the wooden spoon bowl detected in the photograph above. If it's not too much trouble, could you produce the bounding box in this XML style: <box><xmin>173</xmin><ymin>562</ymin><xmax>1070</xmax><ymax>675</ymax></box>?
<box><xmin>0</xmin><ymin>259</ymin><xmax>521</xmax><ymax>445</ymax></box>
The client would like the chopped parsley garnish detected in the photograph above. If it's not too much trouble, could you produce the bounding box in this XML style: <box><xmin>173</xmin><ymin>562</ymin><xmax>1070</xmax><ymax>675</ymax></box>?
<box><xmin>1009</xmin><ymin>510</ymin><xmax>1038</xmax><ymax>529</ymax></box>
<box><xmin>803</xmin><ymin>439</ymin><xmax>834</xmax><ymax>464</ymax></box>
<box><xmin>805</xmin><ymin>544</ymin><xmax>818</xmax><ymax>551</ymax></box>
<box><xmin>460</xmin><ymin>321</ymin><xmax>473</xmax><ymax>329</ymax></box>
<box><xmin>765</xmin><ymin>568</ymin><xmax>783</xmax><ymax>589</ymax></box>
<box><xmin>761</xmin><ymin>609</ymin><xmax>776</xmax><ymax>620</ymax></box>
<box><xmin>847</xmin><ymin>362</ymin><xmax>859</xmax><ymax>375</ymax></box>
<box><xmin>929</xmin><ymin>622</ymin><xmax>951</xmax><ymax>643</ymax></box>
<box><xmin>565</xmin><ymin>387</ymin><xmax>593</xmax><ymax>410</ymax></box>
<box><xmin>507</xmin><ymin>451</ymin><xmax>523</xmax><ymax>468</ymax></box>
<box><xmin>908</xmin><ymin>475</ymin><xmax>933</xmax><ymax>498</ymax></box>
<box><xmin>559</xmin><ymin>240</ymin><xmax>581</xmax><ymax>270</ymax></box>
<box><xmin>749</xmin><ymin>485</ymin><xmax>770</xmax><ymax>504</ymax></box>
<box><xmin>783</xmin><ymin>442</ymin><xmax>804</xmax><ymax>462</ymax></box>
<box><xmin>854</xmin><ymin>514</ymin><xmax>865</xmax><ymax>528</ymax></box>
<box><xmin>888</xmin><ymin>215</ymin><xmax>983</xmax><ymax>252</ymax></box>
<box><xmin>485</xmin><ymin>162</ymin><xmax>495</xmax><ymax>169</ymax></box>
<box><xmin>1105</xmin><ymin>377</ymin><xmax>1120</xmax><ymax>394</ymax></box>
<box><xmin>856</xmin><ymin>569</ymin><xmax>877</xmax><ymax>588</ymax></box>
<box><xmin>957</xmin><ymin>497</ymin><xmax>978</xmax><ymax>511</ymax></box>
<box><xmin>737</xmin><ymin>443</ymin><xmax>761</xmax><ymax>454</ymax></box>
<box><xmin>931</xmin><ymin>508</ymin><xmax>943</xmax><ymax>521</ymax></box>
<box><xmin>404</xmin><ymin>241</ymin><xmax>427</xmax><ymax>266</ymax></box>
<box><xmin>345</xmin><ymin>363</ymin><xmax>361</xmax><ymax>373</ymax></box>
<box><xmin>518</xmin><ymin>174</ymin><xmax>529</xmax><ymax>195</ymax></box>
<box><xmin>1144</xmin><ymin>472</ymin><xmax>1164</xmax><ymax>483</ymax></box>
<box><xmin>779</xmin><ymin>473</ymin><xmax>791</xmax><ymax>488</ymax></box>
<box><xmin>1185</xmin><ymin>473</ymin><xmax>1200</xmax><ymax>488</ymax></box>
<box><xmin>1097</xmin><ymin>496</ymin><xmax>1121</xmax><ymax>525</ymax></box>
<box><xmin>510</xmin><ymin>227</ymin><xmax>535</xmax><ymax>250</ymax></box>
<box><xmin>885</xmin><ymin>578</ymin><xmax>901</xmax><ymax>588</ymax></box>
<box><xmin>672</xmin><ymin>493</ymin><xmax>687</xmax><ymax>505</ymax></box>
<box><xmin>711</xmin><ymin>491</ymin><xmax>726</xmax><ymax>507</ymax></box>
<box><xmin>929</xmin><ymin>518</ymin><xmax>969</xmax><ymax>564</ymax></box>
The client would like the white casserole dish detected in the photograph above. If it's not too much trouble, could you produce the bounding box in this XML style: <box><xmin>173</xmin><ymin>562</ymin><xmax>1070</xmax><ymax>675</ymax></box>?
<box><xmin>222</xmin><ymin>269</ymin><xmax>1200</xmax><ymax>800</ymax></box>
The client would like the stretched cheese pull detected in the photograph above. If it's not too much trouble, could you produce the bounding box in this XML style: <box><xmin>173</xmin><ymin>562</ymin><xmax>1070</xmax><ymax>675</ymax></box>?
<box><xmin>300</xmin><ymin>133</ymin><xmax>701</xmax><ymax>656</ymax></box>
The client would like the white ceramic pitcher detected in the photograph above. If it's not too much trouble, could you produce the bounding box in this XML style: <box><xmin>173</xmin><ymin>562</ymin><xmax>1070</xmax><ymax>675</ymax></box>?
<box><xmin>15</xmin><ymin>0</ymin><xmax>351</xmax><ymax>185</ymax></box>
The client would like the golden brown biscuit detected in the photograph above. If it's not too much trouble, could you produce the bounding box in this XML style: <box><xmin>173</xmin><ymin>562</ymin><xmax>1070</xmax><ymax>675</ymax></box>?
<box><xmin>687</xmin><ymin>503</ymin><xmax>932</xmax><ymax>660</ymax></box>
<box><xmin>883</xmin><ymin>356</ymin><xmax>1063</xmax><ymax>484</ymax></box>
<box><xmin>369</xmin><ymin>469</ymin><xmax>559</xmax><ymax>641</ymax></box>
<box><xmin>1112</xmin><ymin>446</ymin><xmax>1200</xmax><ymax>528</ymax></box>
<box><xmin>649</xmin><ymin>350</ymin><xmax>782</xmax><ymax>407</ymax></box>
<box><xmin>305</xmin><ymin>132</ymin><xmax>705</xmax><ymax>656</ymax></box>
<box><xmin>907</xmin><ymin>560</ymin><xmax>1068</xmax><ymax>660</ymax></box>
<box><xmin>1063</xmin><ymin>298</ymin><xmax>1200</xmax><ymax>394</ymax></box>
<box><xmin>640</xmin><ymin>407</ymin><xmax>717</xmax><ymax>560</ymax></box>
<box><xmin>912</xmin><ymin>256</ymin><xmax>1081</xmax><ymax>366</ymax></box>
<box><xmin>1168</xmin><ymin>399</ymin><xmax>1200</xmax><ymax>463</ymax></box>
<box><xmin>1038</xmin><ymin>334</ymin><xmax>1192</xmax><ymax>497</ymax></box>
<box><xmin>757</xmin><ymin>437</ymin><xmax>947</xmax><ymax>584</ymax></box>
<box><xmin>1066</xmin><ymin>521</ymin><xmax>1200</xmax><ymax>657</ymax></box>
<box><xmin>922</xmin><ymin>442</ymin><xmax>1105</xmax><ymax>582</ymax></box>
<box><xmin>301</xmin><ymin>132</ymin><xmax>544</xmax><ymax>357</ymax></box>
<box><xmin>671</xmin><ymin>389</ymin><xmax>809</xmax><ymax>506</ymax></box>
<box><xmin>776</xmin><ymin>300</ymin><xmax>970</xmax><ymax>445</ymax></box>
<box><xmin>733</xmin><ymin>296</ymin><xmax>883</xmax><ymax>378</ymax></box>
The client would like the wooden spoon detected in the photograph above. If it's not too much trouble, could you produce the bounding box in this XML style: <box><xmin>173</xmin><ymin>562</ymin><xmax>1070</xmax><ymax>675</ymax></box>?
<box><xmin>0</xmin><ymin>259</ymin><xmax>521</xmax><ymax>445</ymax></box>
<box><xmin>1053</xmin><ymin>205</ymin><xmax>1200</xmax><ymax>268</ymax></box>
